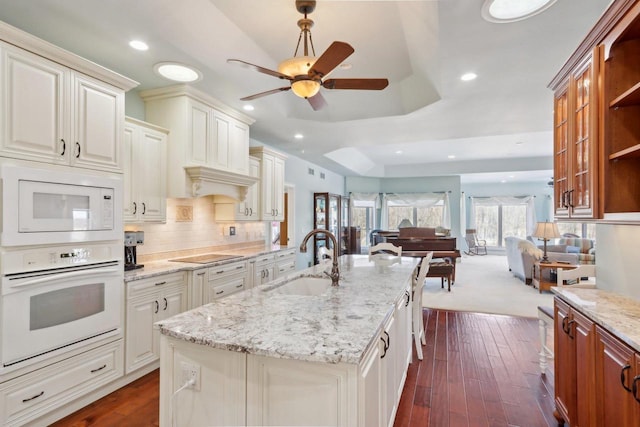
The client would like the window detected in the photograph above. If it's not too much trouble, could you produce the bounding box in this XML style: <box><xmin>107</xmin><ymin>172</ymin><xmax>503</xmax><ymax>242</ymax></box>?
<box><xmin>351</xmin><ymin>201</ymin><xmax>375</xmax><ymax>251</ymax></box>
<box><xmin>383</xmin><ymin>192</ymin><xmax>451</xmax><ymax>231</ymax></box>
<box><xmin>471</xmin><ymin>197</ymin><xmax>531</xmax><ymax>247</ymax></box>
<box><xmin>557</xmin><ymin>222</ymin><xmax>596</xmax><ymax>239</ymax></box>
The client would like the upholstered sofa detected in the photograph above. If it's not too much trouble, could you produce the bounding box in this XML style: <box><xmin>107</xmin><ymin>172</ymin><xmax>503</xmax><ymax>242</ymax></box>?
<box><xmin>531</xmin><ymin>237</ymin><xmax>595</xmax><ymax>265</ymax></box>
<box><xmin>505</xmin><ymin>237</ymin><xmax>578</xmax><ymax>284</ymax></box>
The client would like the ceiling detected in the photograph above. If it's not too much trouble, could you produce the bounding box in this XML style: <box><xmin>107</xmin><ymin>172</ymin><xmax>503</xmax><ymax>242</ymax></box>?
<box><xmin>0</xmin><ymin>0</ymin><xmax>613</xmax><ymax>183</ymax></box>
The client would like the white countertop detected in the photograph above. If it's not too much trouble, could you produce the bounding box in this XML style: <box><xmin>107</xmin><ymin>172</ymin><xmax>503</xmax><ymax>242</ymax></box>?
<box><xmin>124</xmin><ymin>244</ymin><xmax>295</xmax><ymax>282</ymax></box>
<box><xmin>156</xmin><ymin>254</ymin><xmax>420</xmax><ymax>365</ymax></box>
<box><xmin>552</xmin><ymin>287</ymin><xmax>640</xmax><ymax>352</ymax></box>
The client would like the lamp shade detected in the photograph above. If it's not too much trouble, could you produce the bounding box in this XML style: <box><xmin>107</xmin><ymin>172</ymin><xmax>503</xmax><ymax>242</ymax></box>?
<box><xmin>397</xmin><ymin>218</ymin><xmax>413</xmax><ymax>229</ymax></box>
<box><xmin>532</xmin><ymin>222</ymin><xmax>560</xmax><ymax>240</ymax></box>
<box><xmin>278</xmin><ymin>56</ymin><xmax>321</xmax><ymax>99</ymax></box>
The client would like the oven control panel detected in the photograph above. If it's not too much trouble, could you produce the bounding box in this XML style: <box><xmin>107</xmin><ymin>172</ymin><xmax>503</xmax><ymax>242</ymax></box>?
<box><xmin>1</xmin><ymin>242</ymin><xmax>121</xmax><ymax>275</ymax></box>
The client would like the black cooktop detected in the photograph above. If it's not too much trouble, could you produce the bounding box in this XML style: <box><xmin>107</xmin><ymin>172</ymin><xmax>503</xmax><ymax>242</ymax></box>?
<box><xmin>168</xmin><ymin>254</ymin><xmax>242</xmax><ymax>264</ymax></box>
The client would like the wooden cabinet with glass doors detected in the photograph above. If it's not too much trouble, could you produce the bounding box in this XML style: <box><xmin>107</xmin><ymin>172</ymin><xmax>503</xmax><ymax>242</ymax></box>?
<box><xmin>552</xmin><ymin>48</ymin><xmax>599</xmax><ymax>219</ymax></box>
<box><xmin>313</xmin><ymin>193</ymin><xmax>346</xmax><ymax>264</ymax></box>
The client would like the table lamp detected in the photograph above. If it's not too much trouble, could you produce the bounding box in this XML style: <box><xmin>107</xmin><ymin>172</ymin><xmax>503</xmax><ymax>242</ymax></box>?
<box><xmin>533</xmin><ymin>221</ymin><xmax>560</xmax><ymax>263</ymax></box>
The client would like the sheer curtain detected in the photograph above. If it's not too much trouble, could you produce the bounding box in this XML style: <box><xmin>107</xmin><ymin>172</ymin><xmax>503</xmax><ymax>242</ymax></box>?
<box><xmin>381</xmin><ymin>192</ymin><xmax>451</xmax><ymax>229</ymax></box>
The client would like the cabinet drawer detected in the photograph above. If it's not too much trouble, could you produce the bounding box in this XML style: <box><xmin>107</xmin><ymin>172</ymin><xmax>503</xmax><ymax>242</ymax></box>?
<box><xmin>207</xmin><ymin>275</ymin><xmax>247</xmax><ymax>302</ymax></box>
<box><xmin>253</xmin><ymin>254</ymin><xmax>275</xmax><ymax>265</ymax></box>
<box><xmin>275</xmin><ymin>249</ymin><xmax>296</xmax><ymax>259</ymax></box>
<box><xmin>127</xmin><ymin>272</ymin><xmax>186</xmax><ymax>298</ymax></box>
<box><xmin>208</xmin><ymin>261</ymin><xmax>248</xmax><ymax>280</ymax></box>
<box><xmin>1</xmin><ymin>339</ymin><xmax>123</xmax><ymax>426</ymax></box>
<box><xmin>277</xmin><ymin>259</ymin><xmax>296</xmax><ymax>276</ymax></box>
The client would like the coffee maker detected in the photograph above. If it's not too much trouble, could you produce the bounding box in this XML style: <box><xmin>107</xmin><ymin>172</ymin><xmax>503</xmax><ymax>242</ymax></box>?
<box><xmin>124</xmin><ymin>231</ymin><xmax>144</xmax><ymax>271</ymax></box>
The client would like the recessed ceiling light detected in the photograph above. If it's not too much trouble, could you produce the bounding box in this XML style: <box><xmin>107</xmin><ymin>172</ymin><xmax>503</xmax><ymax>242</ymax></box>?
<box><xmin>448</xmin><ymin>155</ymin><xmax>456</xmax><ymax>159</ymax></box>
<box><xmin>509</xmin><ymin>175</ymin><xmax>515</xmax><ymax>178</ymax></box>
<box><xmin>395</xmin><ymin>150</ymin><xmax>403</xmax><ymax>155</ymax></box>
<box><xmin>482</xmin><ymin>0</ymin><xmax>558</xmax><ymax>23</ymax></box>
<box><xmin>461</xmin><ymin>73</ymin><xmax>477</xmax><ymax>82</ymax></box>
<box><xmin>243</xmin><ymin>105</ymin><xmax>255</xmax><ymax>111</ymax></box>
<box><xmin>339</xmin><ymin>63</ymin><xmax>352</xmax><ymax>70</ymax></box>
<box><xmin>294</xmin><ymin>133</ymin><xmax>304</xmax><ymax>139</ymax></box>
<box><xmin>515</xmin><ymin>141</ymin><xmax>524</xmax><ymax>145</ymax></box>
<box><xmin>154</xmin><ymin>62</ymin><xmax>202</xmax><ymax>83</ymax></box>
<box><xmin>129</xmin><ymin>40</ymin><xmax>148</xmax><ymax>51</ymax></box>
<box><xmin>501</xmin><ymin>180</ymin><xmax>507</xmax><ymax>183</ymax></box>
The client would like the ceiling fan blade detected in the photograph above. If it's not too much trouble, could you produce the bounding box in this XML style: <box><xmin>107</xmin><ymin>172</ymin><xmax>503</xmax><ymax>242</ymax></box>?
<box><xmin>240</xmin><ymin>87</ymin><xmax>291</xmax><ymax>101</ymax></box>
<box><xmin>323</xmin><ymin>78</ymin><xmax>389</xmax><ymax>90</ymax></box>
<box><xmin>227</xmin><ymin>59</ymin><xmax>291</xmax><ymax>80</ymax></box>
<box><xmin>308</xmin><ymin>41</ymin><xmax>354</xmax><ymax>79</ymax></box>
<box><xmin>307</xmin><ymin>92</ymin><xmax>327</xmax><ymax>111</ymax></box>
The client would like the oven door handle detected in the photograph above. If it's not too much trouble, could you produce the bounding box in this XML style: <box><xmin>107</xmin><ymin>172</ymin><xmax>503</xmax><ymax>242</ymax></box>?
<box><xmin>6</xmin><ymin>267</ymin><xmax>122</xmax><ymax>289</ymax></box>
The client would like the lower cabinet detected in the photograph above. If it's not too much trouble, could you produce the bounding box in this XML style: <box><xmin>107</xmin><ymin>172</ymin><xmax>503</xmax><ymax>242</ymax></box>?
<box><xmin>206</xmin><ymin>260</ymin><xmax>249</xmax><ymax>303</ymax></box>
<box><xmin>125</xmin><ymin>272</ymin><xmax>187</xmax><ymax>373</ymax></box>
<box><xmin>554</xmin><ymin>296</ymin><xmax>640</xmax><ymax>426</ymax></box>
<box><xmin>274</xmin><ymin>248</ymin><xmax>297</xmax><ymax>278</ymax></box>
<box><xmin>0</xmin><ymin>340</ymin><xmax>123</xmax><ymax>427</ymax></box>
<box><xmin>251</xmin><ymin>254</ymin><xmax>276</xmax><ymax>287</ymax></box>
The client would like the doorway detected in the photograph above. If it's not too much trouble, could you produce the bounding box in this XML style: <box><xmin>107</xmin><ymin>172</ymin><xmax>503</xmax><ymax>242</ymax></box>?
<box><xmin>280</xmin><ymin>184</ymin><xmax>295</xmax><ymax>246</ymax></box>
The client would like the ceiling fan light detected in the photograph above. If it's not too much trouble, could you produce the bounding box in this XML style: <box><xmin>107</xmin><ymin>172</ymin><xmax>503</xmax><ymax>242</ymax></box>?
<box><xmin>278</xmin><ymin>56</ymin><xmax>316</xmax><ymax>77</ymax></box>
<box><xmin>291</xmin><ymin>80</ymin><xmax>320</xmax><ymax>98</ymax></box>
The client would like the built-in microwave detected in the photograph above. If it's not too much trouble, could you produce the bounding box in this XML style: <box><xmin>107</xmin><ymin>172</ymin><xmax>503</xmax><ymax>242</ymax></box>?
<box><xmin>0</xmin><ymin>161</ymin><xmax>123</xmax><ymax>246</ymax></box>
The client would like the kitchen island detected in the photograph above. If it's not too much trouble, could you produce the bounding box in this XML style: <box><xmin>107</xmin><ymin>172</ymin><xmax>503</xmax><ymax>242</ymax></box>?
<box><xmin>156</xmin><ymin>254</ymin><xmax>419</xmax><ymax>427</ymax></box>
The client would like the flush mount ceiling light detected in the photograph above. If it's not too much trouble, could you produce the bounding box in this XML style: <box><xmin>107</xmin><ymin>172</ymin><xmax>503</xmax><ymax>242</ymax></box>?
<box><xmin>129</xmin><ymin>40</ymin><xmax>149</xmax><ymax>51</ymax></box>
<box><xmin>482</xmin><ymin>0</ymin><xmax>558</xmax><ymax>23</ymax></box>
<box><xmin>294</xmin><ymin>133</ymin><xmax>304</xmax><ymax>139</ymax></box>
<box><xmin>461</xmin><ymin>72</ymin><xmax>477</xmax><ymax>81</ymax></box>
<box><xmin>154</xmin><ymin>62</ymin><xmax>202</xmax><ymax>83</ymax></box>
<box><xmin>243</xmin><ymin>105</ymin><xmax>255</xmax><ymax>111</ymax></box>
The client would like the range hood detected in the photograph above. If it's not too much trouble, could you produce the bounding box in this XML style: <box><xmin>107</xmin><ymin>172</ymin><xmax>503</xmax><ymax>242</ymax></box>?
<box><xmin>184</xmin><ymin>166</ymin><xmax>258</xmax><ymax>201</ymax></box>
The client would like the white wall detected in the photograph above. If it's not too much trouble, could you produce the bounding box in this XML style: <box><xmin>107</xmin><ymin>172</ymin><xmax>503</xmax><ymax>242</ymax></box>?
<box><xmin>594</xmin><ymin>223</ymin><xmax>640</xmax><ymax>300</ymax></box>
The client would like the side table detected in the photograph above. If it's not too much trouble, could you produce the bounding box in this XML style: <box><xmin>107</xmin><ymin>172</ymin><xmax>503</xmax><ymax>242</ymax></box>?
<box><xmin>532</xmin><ymin>261</ymin><xmax>578</xmax><ymax>293</ymax></box>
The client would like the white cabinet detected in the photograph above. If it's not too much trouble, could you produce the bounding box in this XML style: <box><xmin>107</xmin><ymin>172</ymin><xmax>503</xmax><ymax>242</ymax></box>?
<box><xmin>250</xmin><ymin>146</ymin><xmax>287</xmax><ymax>221</ymax></box>
<box><xmin>140</xmin><ymin>85</ymin><xmax>255</xmax><ymax>199</ymax></box>
<box><xmin>1</xmin><ymin>42</ymin><xmax>126</xmax><ymax>172</ymax></box>
<box><xmin>125</xmin><ymin>272</ymin><xmax>187</xmax><ymax>373</ymax></box>
<box><xmin>251</xmin><ymin>254</ymin><xmax>276</xmax><ymax>287</ymax></box>
<box><xmin>188</xmin><ymin>268</ymin><xmax>208</xmax><ymax>310</ymax></box>
<box><xmin>205</xmin><ymin>260</ymin><xmax>249</xmax><ymax>302</ymax></box>
<box><xmin>0</xmin><ymin>340</ymin><xmax>123</xmax><ymax>427</ymax></box>
<box><xmin>215</xmin><ymin>157</ymin><xmax>260</xmax><ymax>221</ymax></box>
<box><xmin>275</xmin><ymin>248</ymin><xmax>297</xmax><ymax>277</ymax></box>
<box><xmin>359</xmin><ymin>332</ymin><xmax>383</xmax><ymax>427</ymax></box>
<box><xmin>123</xmin><ymin>117</ymin><xmax>168</xmax><ymax>223</ymax></box>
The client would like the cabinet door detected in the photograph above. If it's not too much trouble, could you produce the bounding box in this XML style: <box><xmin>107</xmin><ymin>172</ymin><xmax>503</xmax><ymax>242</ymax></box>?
<box><xmin>394</xmin><ymin>289</ymin><xmax>412</xmax><ymax>403</ymax></box>
<box><xmin>553</xmin><ymin>82</ymin><xmax>570</xmax><ymax>218</ymax></box>
<box><xmin>381</xmin><ymin>315</ymin><xmax>396</xmax><ymax>427</ymax></box>
<box><xmin>360</xmin><ymin>336</ymin><xmax>382</xmax><ymax>427</ymax></box>
<box><xmin>273</xmin><ymin>156</ymin><xmax>285</xmax><ymax>220</ymax></box>
<box><xmin>554</xmin><ymin>298</ymin><xmax>576</xmax><ymax>424</ymax></box>
<box><xmin>125</xmin><ymin>296</ymin><xmax>156</xmax><ymax>373</ymax></box>
<box><xmin>72</xmin><ymin>74</ymin><xmax>122</xmax><ymax>171</ymax></box>
<box><xmin>1</xmin><ymin>44</ymin><xmax>67</xmax><ymax>164</ymax></box>
<box><xmin>189</xmin><ymin>269</ymin><xmax>207</xmax><ymax>309</ymax></box>
<box><xmin>569</xmin><ymin>52</ymin><xmax>598</xmax><ymax>218</ymax></box>
<box><xmin>229</xmin><ymin>120</ymin><xmax>249</xmax><ymax>174</ymax></box>
<box><xmin>572</xmin><ymin>308</ymin><xmax>595</xmax><ymax>427</ymax></box>
<box><xmin>236</xmin><ymin>157</ymin><xmax>260</xmax><ymax>220</ymax></box>
<box><xmin>595</xmin><ymin>325</ymin><xmax>637</xmax><ymax>427</ymax></box>
<box><xmin>187</xmin><ymin>98</ymin><xmax>210</xmax><ymax>165</ymax></box>
<box><xmin>212</xmin><ymin>111</ymin><xmax>231</xmax><ymax>170</ymax></box>
<box><xmin>138</xmin><ymin>128</ymin><xmax>167</xmax><ymax>222</ymax></box>
<box><xmin>261</xmin><ymin>153</ymin><xmax>276</xmax><ymax>219</ymax></box>
<box><xmin>122</xmin><ymin>125</ymin><xmax>137</xmax><ymax>222</ymax></box>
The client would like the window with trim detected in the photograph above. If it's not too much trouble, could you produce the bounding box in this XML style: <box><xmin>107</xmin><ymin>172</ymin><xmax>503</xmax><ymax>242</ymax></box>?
<box><xmin>351</xmin><ymin>200</ymin><xmax>375</xmax><ymax>250</ymax></box>
<box><xmin>470</xmin><ymin>196</ymin><xmax>535</xmax><ymax>247</ymax></box>
<box><xmin>383</xmin><ymin>193</ymin><xmax>451</xmax><ymax>231</ymax></box>
<box><xmin>556</xmin><ymin>222</ymin><xmax>596</xmax><ymax>240</ymax></box>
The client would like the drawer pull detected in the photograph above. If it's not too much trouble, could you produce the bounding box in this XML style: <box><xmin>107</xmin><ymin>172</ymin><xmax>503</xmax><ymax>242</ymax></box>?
<box><xmin>380</xmin><ymin>337</ymin><xmax>387</xmax><ymax>359</ymax></box>
<box><xmin>235</xmin><ymin>284</ymin><xmax>243</xmax><ymax>288</ymax></box>
<box><xmin>216</xmin><ymin>290</ymin><xmax>224</xmax><ymax>295</ymax></box>
<box><xmin>91</xmin><ymin>364</ymin><xmax>107</xmax><ymax>373</ymax></box>
<box><xmin>22</xmin><ymin>391</ymin><xmax>44</xmax><ymax>403</ymax></box>
<box><xmin>197</xmin><ymin>272</ymin><xmax>206</xmax><ymax>276</ymax></box>
<box><xmin>155</xmin><ymin>281</ymin><xmax>167</xmax><ymax>286</ymax></box>
<box><xmin>236</xmin><ymin>266</ymin><xmax>243</xmax><ymax>270</ymax></box>
<box><xmin>216</xmin><ymin>270</ymin><xmax>224</xmax><ymax>274</ymax></box>
<box><xmin>621</xmin><ymin>364</ymin><xmax>633</xmax><ymax>392</ymax></box>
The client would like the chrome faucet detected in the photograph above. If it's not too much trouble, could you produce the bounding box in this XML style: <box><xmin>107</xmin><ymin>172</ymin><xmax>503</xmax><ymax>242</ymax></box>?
<box><xmin>299</xmin><ymin>229</ymin><xmax>340</xmax><ymax>286</ymax></box>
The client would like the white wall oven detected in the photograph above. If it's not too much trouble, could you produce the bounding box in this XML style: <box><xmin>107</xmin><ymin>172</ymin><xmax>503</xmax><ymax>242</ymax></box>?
<box><xmin>0</xmin><ymin>161</ymin><xmax>122</xmax><ymax>246</ymax></box>
<box><xmin>1</xmin><ymin>243</ymin><xmax>123</xmax><ymax>372</ymax></box>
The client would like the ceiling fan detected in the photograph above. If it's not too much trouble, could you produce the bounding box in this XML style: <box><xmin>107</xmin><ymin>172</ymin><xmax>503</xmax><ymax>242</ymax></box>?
<box><xmin>227</xmin><ymin>0</ymin><xmax>389</xmax><ymax>111</ymax></box>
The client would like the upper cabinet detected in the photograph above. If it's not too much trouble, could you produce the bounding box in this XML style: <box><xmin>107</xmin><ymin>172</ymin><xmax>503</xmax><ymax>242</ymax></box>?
<box><xmin>601</xmin><ymin>0</ymin><xmax>640</xmax><ymax>219</ymax></box>
<box><xmin>0</xmin><ymin>23</ymin><xmax>137</xmax><ymax>172</ymax></box>
<box><xmin>140</xmin><ymin>85</ymin><xmax>255</xmax><ymax>199</ymax></box>
<box><xmin>123</xmin><ymin>117</ymin><xmax>168</xmax><ymax>223</ymax></box>
<box><xmin>550</xmin><ymin>0</ymin><xmax>640</xmax><ymax>221</ymax></box>
<box><xmin>250</xmin><ymin>146</ymin><xmax>287</xmax><ymax>221</ymax></box>
<box><xmin>552</xmin><ymin>49</ymin><xmax>599</xmax><ymax>219</ymax></box>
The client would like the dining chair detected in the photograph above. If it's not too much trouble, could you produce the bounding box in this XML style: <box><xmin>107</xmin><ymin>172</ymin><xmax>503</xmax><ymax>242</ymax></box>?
<box><xmin>317</xmin><ymin>246</ymin><xmax>333</xmax><ymax>263</ymax></box>
<box><xmin>412</xmin><ymin>251</ymin><xmax>433</xmax><ymax>360</ymax></box>
<box><xmin>368</xmin><ymin>242</ymin><xmax>402</xmax><ymax>256</ymax></box>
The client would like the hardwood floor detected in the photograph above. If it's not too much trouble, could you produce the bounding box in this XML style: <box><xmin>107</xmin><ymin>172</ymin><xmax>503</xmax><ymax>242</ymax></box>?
<box><xmin>51</xmin><ymin>309</ymin><xmax>556</xmax><ymax>427</ymax></box>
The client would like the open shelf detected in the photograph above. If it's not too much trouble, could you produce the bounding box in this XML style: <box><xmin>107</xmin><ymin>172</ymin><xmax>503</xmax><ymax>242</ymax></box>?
<box><xmin>609</xmin><ymin>81</ymin><xmax>640</xmax><ymax>108</ymax></box>
<box><xmin>609</xmin><ymin>143</ymin><xmax>640</xmax><ymax>160</ymax></box>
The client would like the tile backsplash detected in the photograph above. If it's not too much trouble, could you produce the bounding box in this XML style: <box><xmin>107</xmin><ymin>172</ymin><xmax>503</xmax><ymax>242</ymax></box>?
<box><xmin>125</xmin><ymin>197</ymin><xmax>267</xmax><ymax>260</ymax></box>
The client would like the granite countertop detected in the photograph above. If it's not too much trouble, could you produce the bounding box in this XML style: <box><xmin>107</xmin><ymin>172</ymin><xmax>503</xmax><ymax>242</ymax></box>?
<box><xmin>156</xmin><ymin>254</ymin><xmax>420</xmax><ymax>365</ymax></box>
<box><xmin>124</xmin><ymin>244</ymin><xmax>295</xmax><ymax>282</ymax></box>
<box><xmin>552</xmin><ymin>288</ymin><xmax>640</xmax><ymax>352</ymax></box>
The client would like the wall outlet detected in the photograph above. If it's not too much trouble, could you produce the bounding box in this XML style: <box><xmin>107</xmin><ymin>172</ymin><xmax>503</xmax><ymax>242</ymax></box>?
<box><xmin>180</xmin><ymin>361</ymin><xmax>201</xmax><ymax>391</ymax></box>
<box><xmin>229</xmin><ymin>226</ymin><xmax>236</xmax><ymax>236</ymax></box>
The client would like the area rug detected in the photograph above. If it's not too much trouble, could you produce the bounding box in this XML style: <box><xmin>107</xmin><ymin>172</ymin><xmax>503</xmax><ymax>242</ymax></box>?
<box><xmin>422</xmin><ymin>254</ymin><xmax>554</xmax><ymax>318</ymax></box>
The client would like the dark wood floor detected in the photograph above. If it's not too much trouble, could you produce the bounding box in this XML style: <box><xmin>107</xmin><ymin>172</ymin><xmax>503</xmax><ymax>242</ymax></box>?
<box><xmin>52</xmin><ymin>309</ymin><xmax>556</xmax><ymax>427</ymax></box>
